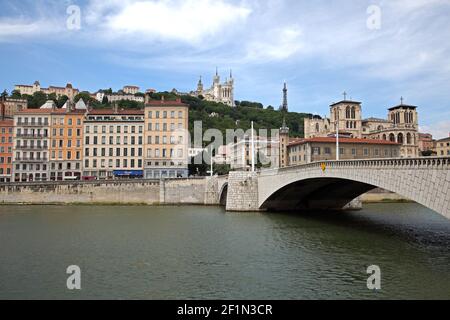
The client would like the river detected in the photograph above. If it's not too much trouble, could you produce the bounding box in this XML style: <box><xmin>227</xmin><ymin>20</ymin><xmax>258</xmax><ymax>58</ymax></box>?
<box><xmin>0</xmin><ymin>203</ymin><xmax>449</xmax><ymax>300</ymax></box>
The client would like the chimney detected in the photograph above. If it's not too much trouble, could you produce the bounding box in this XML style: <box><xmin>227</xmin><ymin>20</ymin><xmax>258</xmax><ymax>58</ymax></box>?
<box><xmin>113</xmin><ymin>102</ymin><xmax>119</xmax><ymax>114</ymax></box>
<box><xmin>176</xmin><ymin>98</ymin><xmax>181</xmax><ymax>103</ymax></box>
<box><xmin>145</xmin><ymin>93</ymin><xmax>150</xmax><ymax>104</ymax></box>
<box><xmin>161</xmin><ymin>96</ymin><xmax>165</xmax><ymax>103</ymax></box>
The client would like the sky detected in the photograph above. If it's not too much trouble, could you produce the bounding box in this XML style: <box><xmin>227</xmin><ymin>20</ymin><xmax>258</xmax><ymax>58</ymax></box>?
<box><xmin>0</xmin><ymin>0</ymin><xmax>449</xmax><ymax>138</ymax></box>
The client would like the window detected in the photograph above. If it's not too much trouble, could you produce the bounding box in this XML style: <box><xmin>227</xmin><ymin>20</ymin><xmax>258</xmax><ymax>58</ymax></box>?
<box><xmin>324</xmin><ymin>147</ymin><xmax>331</xmax><ymax>155</ymax></box>
<box><xmin>312</xmin><ymin>147</ymin><xmax>320</xmax><ymax>155</ymax></box>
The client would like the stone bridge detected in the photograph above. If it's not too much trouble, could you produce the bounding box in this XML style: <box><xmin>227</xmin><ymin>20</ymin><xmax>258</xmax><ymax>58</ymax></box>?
<box><xmin>224</xmin><ymin>157</ymin><xmax>450</xmax><ymax>219</ymax></box>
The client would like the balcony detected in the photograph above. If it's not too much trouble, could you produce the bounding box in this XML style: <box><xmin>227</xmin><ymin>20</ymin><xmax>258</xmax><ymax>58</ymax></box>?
<box><xmin>15</xmin><ymin>157</ymin><xmax>48</xmax><ymax>162</ymax></box>
<box><xmin>16</xmin><ymin>134</ymin><xmax>48</xmax><ymax>139</ymax></box>
<box><xmin>17</xmin><ymin>122</ymin><xmax>49</xmax><ymax>127</ymax></box>
<box><xmin>16</xmin><ymin>146</ymin><xmax>48</xmax><ymax>150</ymax></box>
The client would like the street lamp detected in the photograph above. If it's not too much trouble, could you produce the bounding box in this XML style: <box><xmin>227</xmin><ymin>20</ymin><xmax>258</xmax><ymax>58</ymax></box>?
<box><xmin>336</xmin><ymin>109</ymin><xmax>340</xmax><ymax>161</ymax></box>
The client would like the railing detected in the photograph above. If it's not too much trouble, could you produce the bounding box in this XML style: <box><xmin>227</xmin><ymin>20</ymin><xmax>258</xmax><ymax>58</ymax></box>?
<box><xmin>14</xmin><ymin>157</ymin><xmax>48</xmax><ymax>162</ymax></box>
<box><xmin>16</xmin><ymin>134</ymin><xmax>48</xmax><ymax>138</ymax></box>
<box><xmin>259</xmin><ymin>156</ymin><xmax>450</xmax><ymax>176</ymax></box>
<box><xmin>16</xmin><ymin>146</ymin><xmax>47</xmax><ymax>150</ymax></box>
<box><xmin>17</xmin><ymin>122</ymin><xmax>49</xmax><ymax>127</ymax></box>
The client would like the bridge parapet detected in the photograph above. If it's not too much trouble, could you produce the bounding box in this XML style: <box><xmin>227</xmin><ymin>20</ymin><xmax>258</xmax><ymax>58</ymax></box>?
<box><xmin>259</xmin><ymin>157</ymin><xmax>450</xmax><ymax>177</ymax></box>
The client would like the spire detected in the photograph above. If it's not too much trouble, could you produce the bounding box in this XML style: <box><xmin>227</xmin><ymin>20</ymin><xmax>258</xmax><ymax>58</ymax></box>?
<box><xmin>230</xmin><ymin>69</ymin><xmax>233</xmax><ymax>78</ymax></box>
<box><xmin>279</xmin><ymin>81</ymin><xmax>288</xmax><ymax>112</ymax></box>
<box><xmin>280</xmin><ymin>116</ymin><xmax>289</xmax><ymax>135</ymax></box>
<box><xmin>216</xmin><ymin>66</ymin><xmax>218</xmax><ymax>76</ymax></box>
<box><xmin>400</xmin><ymin>96</ymin><xmax>404</xmax><ymax>105</ymax></box>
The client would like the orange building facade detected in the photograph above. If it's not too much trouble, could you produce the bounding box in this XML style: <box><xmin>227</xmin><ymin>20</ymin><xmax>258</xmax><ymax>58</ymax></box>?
<box><xmin>0</xmin><ymin>119</ymin><xmax>14</xmax><ymax>182</ymax></box>
<box><xmin>49</xmin><ymin>109</ymin><xmax>84</xmax><ymax>180</ymax></box>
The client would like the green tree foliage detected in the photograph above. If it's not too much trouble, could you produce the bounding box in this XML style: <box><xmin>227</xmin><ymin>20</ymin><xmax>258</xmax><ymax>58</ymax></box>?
<box><xmin>57</xmin><ymin>95</ymin><xmax>69</xmax><ymax>108</ymax></box>
<box><xmin>238</xmin><ymin>100</ymin><xmax>264</xmax><ymax>109</ymax></box>
<box><xmin>74</xmin><ymin>92</ymin><xmax>101</xmax><ymax>108</ymax></box>
<box><xmin>174</xmin><ymin>95</ymin><xmax>311</xmax><ymax>143</ymax></box>
<box><xmin>117</xmin><ymin>100</ymin><xmax>144</xmax><ymax>110</ymax></box>
<box><xmin>25</xmin><ymin>91</ymin><xmax>48</xmax><ymax>108</ymax></box>
<box><xmin>102</xmin><ymin>95</ymin><xmax>109</xmax><ymax>105</ymax></box>
<box><xmin>10</xmin><ymin>90</ymin><xmax>22</xmax><ymax>99</ymax></box>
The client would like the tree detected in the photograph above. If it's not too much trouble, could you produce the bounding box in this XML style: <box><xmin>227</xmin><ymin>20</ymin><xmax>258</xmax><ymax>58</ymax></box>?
<box><xmin>57</xmin><ymin>95</ymin><xmax>69</xmax><ymax>108</ymax></box>
<box><xmin>47</xmin><ymin>92</ymin><xmax>58</xmax><ymax>103</ymax></box>
<box><xmin>10</xmin><ymin>90</ymin><xmax>22</xmax><ymax>99</ymax></box>
<box><xmin>27</xmin><ymin>91</ymin><xmax>47</xmax><ymax>108</ymax></box>
<box><xmin>74</xmin><ymin>91</ymin><xmax>101</xmax><ymax>108</ymax></box>
<box><xmin>1</xmin><ymin>90</ymin><xmax>8</xmax><ymax>100</ymax></box>
<box><xmin>102</xmin><ymin>95</ymin><xmax>109</xmax><ymax>105</ymax></box>
<box><xmin>267</xmin><ymin>105</ymin><xmax>274</xmax><ymax>110</ymax></box>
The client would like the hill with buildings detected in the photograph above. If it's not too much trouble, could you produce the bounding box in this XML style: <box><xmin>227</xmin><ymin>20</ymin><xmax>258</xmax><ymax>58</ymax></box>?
<box><xmin>150</xmin><ymin>91</ymin><xmax>313</xmax><ymax>140</ymax></box>
<box><xmin>4</xmin><ymin>88</ymin><xmax>313</xmax><ymax>140</ymax></box>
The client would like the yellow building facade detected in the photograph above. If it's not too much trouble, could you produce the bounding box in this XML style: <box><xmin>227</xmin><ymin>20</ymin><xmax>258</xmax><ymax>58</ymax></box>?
<box><xmin>144</xmin><ymin>98</ymin><xmax>189</xmax><ymax>178</ymax></box>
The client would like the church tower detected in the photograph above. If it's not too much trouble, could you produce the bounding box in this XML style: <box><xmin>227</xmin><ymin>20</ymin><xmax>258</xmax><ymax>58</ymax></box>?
<box><xmin>279</xmin><ymin>82</ymin><xmax>288</xmax><ymax>112</ymax></box>
<box><xmin>197</xmin><ymin>76</ymin><xmax>204</xmax><ymax>95</ymax></box>
<box><xmin>279</xmin><ymin>117</ymin><xmax>290</xmax><ymax>168</ymax></box>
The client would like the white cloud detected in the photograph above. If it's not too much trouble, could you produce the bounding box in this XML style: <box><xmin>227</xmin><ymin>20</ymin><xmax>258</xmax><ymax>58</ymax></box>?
<box><xmin>420</xmin><ymin>120</ymin><xmax>450</xmax><ymax>140</ymax></box>
<box><xmin>93</xmin><ymin>0</ymin><xmax>251</xmax><ymax>43</ymax></box>
<box><xmin>245</xmin><ymin>26</ymin><xmax>303</xmax><ymax>62</ymax></box>
<box><xmin>0</xmin><ymin>18</ymin><xmax>61</xmax><ymax>39</ymax></box>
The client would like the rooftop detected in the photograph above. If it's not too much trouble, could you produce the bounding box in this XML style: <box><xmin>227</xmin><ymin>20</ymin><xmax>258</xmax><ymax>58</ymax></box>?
<box><xmin>362</xmin><ymin>117</ymin><xmax>391</xmax><ymax>123</ymax></box>
<box><xmin>145</xmin><ymin>98</ymin><xmax>188</xmax><ymax>107</ymax></box>
<box><xmin>87</xmin><ymin>109</ymin><xmax>144</xmax><ymax>115</ymax></box>
<box><xmin>330</xmin><ymin>100</ymin><xmax>362</xmax><ymax>107</ymax></box>
<box><xmin>388</xmin><ymin>104</ymin><xmax>418</xmax><ymax>111</ymax></box>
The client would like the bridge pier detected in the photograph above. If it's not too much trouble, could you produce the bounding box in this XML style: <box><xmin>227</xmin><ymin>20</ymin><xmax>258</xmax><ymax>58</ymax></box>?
<box><xmin>226</xmin><ymin>171</ymin><xmax>260</xmax><ymax>212</ymax></box>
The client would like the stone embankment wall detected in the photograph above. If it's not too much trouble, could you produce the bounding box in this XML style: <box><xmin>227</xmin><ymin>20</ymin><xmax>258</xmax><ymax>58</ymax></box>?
<box><xmin>0</xmin><ymin>178</ymin><xmax>221</xmax><ymax>205</ymax></box>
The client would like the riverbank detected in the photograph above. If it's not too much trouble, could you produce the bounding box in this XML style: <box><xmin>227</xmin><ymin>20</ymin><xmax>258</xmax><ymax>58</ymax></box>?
<box><xmin>360</xmin><ymin>188</ymin><xmax>412</xmax><ymax>204</ymax></box>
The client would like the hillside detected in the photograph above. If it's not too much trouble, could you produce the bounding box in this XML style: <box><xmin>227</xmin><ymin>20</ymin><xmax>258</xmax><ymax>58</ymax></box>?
<box><xmin>151</xmin><ymin>92</ymin><xmax>313</xmax><ymax>140</ymax></box>
<box><xmin>6</xmin><ymin>89</ymin><xmax>313</xmax><ymax>139</ymax></box>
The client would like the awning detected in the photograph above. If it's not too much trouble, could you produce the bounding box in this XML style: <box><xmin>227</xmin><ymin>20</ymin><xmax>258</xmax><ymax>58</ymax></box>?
<box><xmin>113</xmin><ymin>170</ymin><xmax>143</xmax><ymax>177</ymax></box>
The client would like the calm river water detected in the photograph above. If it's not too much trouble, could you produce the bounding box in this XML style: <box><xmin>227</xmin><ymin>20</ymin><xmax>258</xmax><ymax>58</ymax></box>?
<box><xmin>0</xmin><ymin>203</ymin><xmax>449</xmax><ymax>300</ymax></box>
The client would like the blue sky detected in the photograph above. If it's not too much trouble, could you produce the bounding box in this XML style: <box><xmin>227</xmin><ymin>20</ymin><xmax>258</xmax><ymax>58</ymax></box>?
<box><xmin>1</xmin><ymin>0</ymin><xmax>449</xmax><ymax>138</ymax></box>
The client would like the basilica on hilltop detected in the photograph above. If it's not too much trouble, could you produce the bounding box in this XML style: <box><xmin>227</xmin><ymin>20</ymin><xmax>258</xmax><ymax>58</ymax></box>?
<box><xmin>191</xmin><ymin>68</ymin><xmax>235</xmax><ymax>107</ymax></box>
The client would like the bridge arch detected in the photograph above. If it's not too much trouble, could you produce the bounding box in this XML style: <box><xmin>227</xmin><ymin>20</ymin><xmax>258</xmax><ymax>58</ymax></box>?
<box><xmin>260</xmin><ymin>177</ymin><xmax>377</xmax><ymax>211</ymax></box>
<box><xmin>257</xmin><ymin>158</ymin><xmax>450</xmax><ymax>219</ymax></box>
<box><xmin>219</xmin><ymin>182</ymin><xmax>228</xmax><ymax>206</ymax></box>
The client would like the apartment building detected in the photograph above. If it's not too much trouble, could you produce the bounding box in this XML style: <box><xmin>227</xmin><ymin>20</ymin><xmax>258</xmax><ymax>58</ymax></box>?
<box><xmin>83</xmin><ymin>107</ymin><xmax>144</xmax><ymax>179</ymax></box>
<box><xmin>229</xmin><ymin>135</ymin><xmax>280</xmax><ymax>171</ymax></box>
<box><xmin>287</xmin><ymin>137</ymin><xmax>401</xmax><ymax>165</ymax></box>
<box><xmin>436</xmin><ymin>135</ymin><xmax>450</xmax><ymax>156</ymax></box>
<box><xmin>13</xmin><ymin>106</ymin><xmax>51</xmax><ymax>182</ymax></box>
<box><xmin>123</xmin><ymin>86</ymin><xmax>140</xmax><ymax>95</ymax></box>
<box><xmin>0</xmin><ymin>119</ymin><xmax>13</xmax><ymax>182</ymax></box>
<box><xmin>2</xmin><ymin>98</ymin><xmax>28</xmax><ymax>118</ymax></box>
<box><xmin>144</xmin><ymin>98</ymin><xmax>189</xmax><ymax>179</ymax></box>
<box><xmin>49</xmin><ymin>101</ymin><xmax>85</xmax><ymax>180</ymax></box>
<box><xmin>15</xmin><ymin>81</ymin><xmax>79</xmax><ymax>101</ymax></box>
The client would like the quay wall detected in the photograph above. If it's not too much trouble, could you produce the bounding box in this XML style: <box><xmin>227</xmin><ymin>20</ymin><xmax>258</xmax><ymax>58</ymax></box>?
<box><xmin>0</xmin><ymin>178</ymin><xmax>220</xmax><ymax>205</ymax></box>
